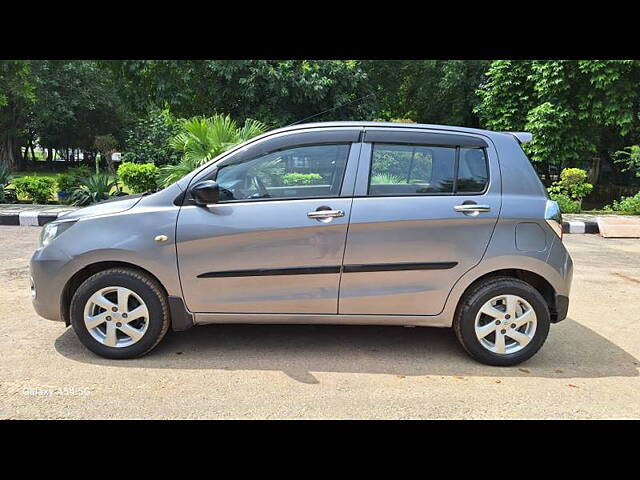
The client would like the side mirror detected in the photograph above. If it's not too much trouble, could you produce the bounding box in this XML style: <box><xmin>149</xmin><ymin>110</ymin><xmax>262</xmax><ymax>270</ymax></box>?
<box><xmin>190</xmin><ymin>180</ymin><xmax>220</xmax><ymax>206</ymax></box>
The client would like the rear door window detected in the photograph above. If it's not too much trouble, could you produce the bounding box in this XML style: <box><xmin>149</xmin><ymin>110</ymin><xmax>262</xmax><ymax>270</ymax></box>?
<box><xmin>367</xmin><ymin>143</ymin><xmax>489</xmax><ymax>196</ymax></box>
<box><xmin>368</xmin><ymin>144</ymin><xmax>456</xmax><ymax>195</ymax></box>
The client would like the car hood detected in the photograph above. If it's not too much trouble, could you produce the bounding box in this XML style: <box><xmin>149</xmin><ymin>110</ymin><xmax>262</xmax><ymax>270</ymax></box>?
<box><xmin>57</xmin><ymin>194</ymin><xmax>146</xmax><ymax>221</ymax></box>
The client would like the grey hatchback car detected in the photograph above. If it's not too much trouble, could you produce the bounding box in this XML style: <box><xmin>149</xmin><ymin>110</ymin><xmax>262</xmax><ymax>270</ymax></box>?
<box><xmin>30</xmin><ymin>122</ymin><xmax>572</xmax><ymax>366</ymax></box>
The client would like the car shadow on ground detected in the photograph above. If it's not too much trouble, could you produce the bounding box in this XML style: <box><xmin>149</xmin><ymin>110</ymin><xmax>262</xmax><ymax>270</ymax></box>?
<box><xmin>54</xmin><ymin>318</ymin><xmax>639</xmax><ymax>384</ymax></box>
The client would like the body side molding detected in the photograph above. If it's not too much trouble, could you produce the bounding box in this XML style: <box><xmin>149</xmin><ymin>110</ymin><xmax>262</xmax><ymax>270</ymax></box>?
<box><xmin>197</xmin><ymin>262</ymin><xmax>458</xmax><ymax>278</ymax></box>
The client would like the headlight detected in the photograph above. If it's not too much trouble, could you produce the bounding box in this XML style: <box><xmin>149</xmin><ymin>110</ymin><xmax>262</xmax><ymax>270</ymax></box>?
<box><xmin>38</xmin><ymin>219</ymin><xmax>77</xmax><ymax>248</ymax></box>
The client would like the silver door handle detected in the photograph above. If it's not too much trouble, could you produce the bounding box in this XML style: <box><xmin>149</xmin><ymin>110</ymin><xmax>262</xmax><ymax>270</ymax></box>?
<box><xmin>454</xmin><ymin>204</ymin><xmax>491</xmax><ymax>213</ymax></box>
<box><xmin>307</xmin><ymin>209</ymin><xmax>345</xmax><ymax>219</ymax></box>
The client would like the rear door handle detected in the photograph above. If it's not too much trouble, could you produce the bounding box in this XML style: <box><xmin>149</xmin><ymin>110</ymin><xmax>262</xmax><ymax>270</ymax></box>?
<box><xmin>454</xmin><ymin>204</ymin><xmax>491</xmax><ymax>215</ymax></box>
<box><xmin>307</xmin><ymin>209</ymin><xmax>345</xmax><ymax>219</ymax></box>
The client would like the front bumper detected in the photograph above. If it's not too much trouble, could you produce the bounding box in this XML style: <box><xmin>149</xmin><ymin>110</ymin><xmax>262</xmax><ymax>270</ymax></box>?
<box><xmin>30</xmin><ymin>246</ymin><xmax>73</xmax><ymax>322</ymax></box>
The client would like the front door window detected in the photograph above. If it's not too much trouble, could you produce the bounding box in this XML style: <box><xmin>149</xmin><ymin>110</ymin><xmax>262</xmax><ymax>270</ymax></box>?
<box><xmin>215</xmin><ymin>144</ymin><xmax>350</xmax><ymax>201</ymax></box>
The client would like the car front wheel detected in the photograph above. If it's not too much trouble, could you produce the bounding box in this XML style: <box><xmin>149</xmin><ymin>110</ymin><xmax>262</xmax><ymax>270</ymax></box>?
<box><xmin>454</xmin><ymin>277</ymin><xmax>551</xmax><ymax>366</ymax></box>
<box><xmin>70</xmin><ymin>268</ymin><xmax>170</xmax><ymax>359</ymax></box>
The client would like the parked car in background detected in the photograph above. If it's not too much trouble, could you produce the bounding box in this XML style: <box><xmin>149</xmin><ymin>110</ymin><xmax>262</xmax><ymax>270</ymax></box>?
<box><xmin>30</xmin><ymin>122</ymin><xmax>572</xmax><ymax>366</ymax></box>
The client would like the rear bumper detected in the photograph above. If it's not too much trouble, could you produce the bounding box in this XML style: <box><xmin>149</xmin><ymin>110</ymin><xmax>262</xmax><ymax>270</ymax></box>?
<box><xmin>552</xmin><ymin>294</ymin><xmax>569</xmax><ymax>323</ymax></box>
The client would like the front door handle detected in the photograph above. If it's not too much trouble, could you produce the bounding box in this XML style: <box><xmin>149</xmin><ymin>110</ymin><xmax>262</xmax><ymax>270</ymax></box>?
<box><xmin>307</xmin><ymin>209</ymin><xmax>345</xmax><ymax>219</ymax></box>
<box><xmin>454</xmin><ymin>204</ymin><xmax>491</xmax><ymax>215</ymax></box>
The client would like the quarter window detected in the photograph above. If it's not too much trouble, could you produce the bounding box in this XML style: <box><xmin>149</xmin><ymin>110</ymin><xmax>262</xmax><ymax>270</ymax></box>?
<box><xmin>215</xmin><ymin>144</ymin><xmax>350</xmax><ymax>201</ymax></box>
<box><xmin>457</xmin><ymin>148</ymin><xmax>489</xmax><ymax>193</ymax></box>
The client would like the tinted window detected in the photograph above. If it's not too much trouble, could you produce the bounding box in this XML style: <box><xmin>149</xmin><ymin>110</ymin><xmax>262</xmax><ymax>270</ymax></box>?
<box><xmin>215</xmin><ymin>144</ymin><xmax>350</xmax><ymax>201</ymax></box>
<box><xmin>457</xmin><ymin>148</ymin><xmax>489</xmax><ymax>193</ymax></box>
<box><xmin>368</xmin><ymin>144</ymin><xmax>456</xmax><ymax>195</ymax></box>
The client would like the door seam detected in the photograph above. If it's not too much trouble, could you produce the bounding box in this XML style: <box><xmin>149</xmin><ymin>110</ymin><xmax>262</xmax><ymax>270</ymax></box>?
<box><xmin>336</xmin><ymin>140</ymin><xmax>363</xmax><ymax>314</ymax></box>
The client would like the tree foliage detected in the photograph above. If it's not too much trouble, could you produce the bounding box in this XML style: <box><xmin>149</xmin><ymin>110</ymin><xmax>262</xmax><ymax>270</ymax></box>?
<box><xmin>365</xmin><ymin>60</ymin><xmax>489</xmax><ymax>126</ymax></box>
<box><xmin>613</xmin><ymin>145</ymin><xmax>640</xmax><ymax>177</ymax></box>
<box><xmin>32</xmin><ymin>61</ymin><xmax>126</xmax><ymax>153</ymax></box>
<box><xmin>0</xmin><ymin>61</ymin><xmax>35</xmax><ymax>168</ymax></box>
<box><xmin>476</xmin><ymin>60</ymin><xmax>640</xmax><ymax>184</ymax></box>
<box><xmin>2</xmin><ymin>59</ymin><xmax>640</xmax><ymax>195</ymax></box>
<box><xmin>121</xmin><ymin>107</ymin><xmax>180</xmax><ymax>165</ymax></box>
<box><xmin>106</xmin><ymin>60</ymin><xmax>376</xmax><ymax>126</ymax></box>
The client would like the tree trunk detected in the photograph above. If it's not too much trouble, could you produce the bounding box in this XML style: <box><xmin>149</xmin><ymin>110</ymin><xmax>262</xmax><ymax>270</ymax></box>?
<box><xmin>0</xmin><ymin>134</ymin><xmax>18</xmax><ymax>170</ymax></box>
<box><xmin>588</xmin><ymin>155</ymin><xmax>601</xmax><ymax>186</ymax></box>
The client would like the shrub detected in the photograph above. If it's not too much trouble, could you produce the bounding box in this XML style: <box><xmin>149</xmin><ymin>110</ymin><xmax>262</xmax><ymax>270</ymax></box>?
<box><xmin>12</xmin><ymin>176</ymin><xmax>56</xmax><ymax>204</ymax></box>
<box><xmin>605</xmin><ymin>191</ymin><xmax>640</xmax><ymax>215</ymax></box>
<box><xmin>117</xmin><ymin>162</ymin><xmax>158</xmax><ymax>193</ymax></box>
<box><xmin>70</xmin><ymin>173</ymin><xmax>117</xmax><ymax>206</ymax></box>
<box><xmin>549</xmin><ymin>192</ymin><xmax>581</xmax><ymax>213</ymax></box>
<box><xmin>547</xmin><ymin>167</ymin><xmax>593</xmax><ymax>212</ymax></box>
<box><xmin>55</xmin><ymin>166</ymin><xmax>91</xmax><ymax>192</ymax></box>
<box><xmin>282</xmin><ymin>173</ymin><xmax>323</xmax><ymax>185</ymax></box>
<box><xmin>122</xmin><ymin>107</ymin><xmax>182</xmax><ymax>166</ymax></box>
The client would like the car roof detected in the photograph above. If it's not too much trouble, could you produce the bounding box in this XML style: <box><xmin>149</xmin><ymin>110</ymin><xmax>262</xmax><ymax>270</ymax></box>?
<box><xmin>267</xmin><ymin>121</ymin><xmax>503</xmax><ymax>139</ymax></box>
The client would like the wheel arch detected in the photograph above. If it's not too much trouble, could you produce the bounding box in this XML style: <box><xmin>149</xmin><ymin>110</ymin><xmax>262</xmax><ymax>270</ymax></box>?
<box><xmin>60</xmin><ymin>261</ymin><xmax>168</xmax><ymax>327</ymax></box>
<box><xmin>455</xmin><ymin>268</ymin><xmax>560</xmax><ymax>322</ymax></box>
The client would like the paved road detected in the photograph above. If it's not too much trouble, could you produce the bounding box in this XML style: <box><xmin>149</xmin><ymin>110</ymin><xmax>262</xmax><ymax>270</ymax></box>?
<box><xmin>1</xmin><ymin>226</ymin><xmax>638</xmax><ymax>419</ymax></box>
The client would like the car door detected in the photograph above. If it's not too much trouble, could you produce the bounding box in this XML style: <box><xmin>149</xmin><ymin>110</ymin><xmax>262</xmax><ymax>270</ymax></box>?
<box><xmin>176</xmin><ymin>128</ymin><xmax>362</xmax><ymax>314</ymax></box>
<box><xmin>338</xmin><ymin>127</ymin><xmax>501</xmax><ymax>316</ymax></box>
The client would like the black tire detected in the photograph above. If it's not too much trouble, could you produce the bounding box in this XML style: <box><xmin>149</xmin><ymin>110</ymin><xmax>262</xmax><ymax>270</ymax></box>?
<box><xmin>70</xmin><ymin>268</ymin><xmax>170</xmax><ymax>359</ymax></box>
<box><xmin>454</xmin><ymin>276</ymin><xmax>550</xmax><ymax>366</ymax></box>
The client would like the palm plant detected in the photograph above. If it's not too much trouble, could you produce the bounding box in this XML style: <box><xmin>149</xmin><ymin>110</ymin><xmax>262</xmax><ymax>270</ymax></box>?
<box><xmin>156</xmin><ymin>156</ymin><xmax>202</xmax><ymax>188</ymax></box>
<box><xmin>158</xmin><ymin>115</ymin><xmax>268</xmax><ymax>188</ymax></box>
<box><xmin>370</xmin><ymin>173</ymin><xmax>404</xmax><ymax>185</ymax></box>
<box><xmin>70</xmin><ymin>173</ymin><xmax>118</xmax><ymax>206</ymax></box>
<box><xmin>0</xmin><ymin>166</ymin><xmax>13</xmax><ymax>202</ymax></box>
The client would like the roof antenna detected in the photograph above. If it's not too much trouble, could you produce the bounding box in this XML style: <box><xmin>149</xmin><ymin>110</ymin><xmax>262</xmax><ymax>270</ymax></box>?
<box><xmin>284</xmin><ymin>91</ymin><xmax>377</xmax><ymax>128</ymax></box>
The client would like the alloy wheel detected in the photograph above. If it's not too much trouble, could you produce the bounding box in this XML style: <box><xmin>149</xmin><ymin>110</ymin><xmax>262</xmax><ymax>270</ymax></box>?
<box><xmin>474</xmin><ymin>294</ymin><xmax>537</xmax><ymax>355</ymax></box>
<box><xmin>83</xmin><ymin>286</ymin><xmax>150</xmax><ymax>348</ymax></box>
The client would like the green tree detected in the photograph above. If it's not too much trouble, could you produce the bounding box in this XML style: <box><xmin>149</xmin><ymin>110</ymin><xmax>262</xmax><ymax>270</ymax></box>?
<box><xmin>105</xmin><ymin>60</ymin><xmax>377</xmax><ymax>126</ymax></box>
<box><xmin>475</xmin><ymin>60</ymin><xmax>640</xmax><ymax>185</ymax></box>
<box><xmin>0</xmin><ymin>61</ymin><xmax>35</xmax><ymax>169</ymax></box>
<box><xmin>121</xmin><ymin>107</ymin><xmax>181</xmax><ymax>165</ymax></box>
<box><xmin>31</xmin><ymin>61</ymin><xmax>127</xmax><ymax>161</ymax></box>
<box><xmin>365</xmin><ymin>60</ymin><xmax>490</xmax><ymax>126</ymax></box>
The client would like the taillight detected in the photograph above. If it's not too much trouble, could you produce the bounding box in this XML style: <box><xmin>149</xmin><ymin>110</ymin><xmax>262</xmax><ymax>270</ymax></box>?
<box><xmin>545</xmin><ymin>200</ymin><xmax>563</xmax><ymax>241</ymax></box>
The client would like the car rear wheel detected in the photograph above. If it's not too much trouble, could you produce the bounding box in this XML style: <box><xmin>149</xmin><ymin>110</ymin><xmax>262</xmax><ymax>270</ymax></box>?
<box><xmin>454</xmin><ymin>277</ymin><xmax>550</xmax><ymax>366</ymax></box>
<box><xmin>70</xmin><ymin>268</ymin><xmax>170</xmax><ymax>359</ymax></box>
